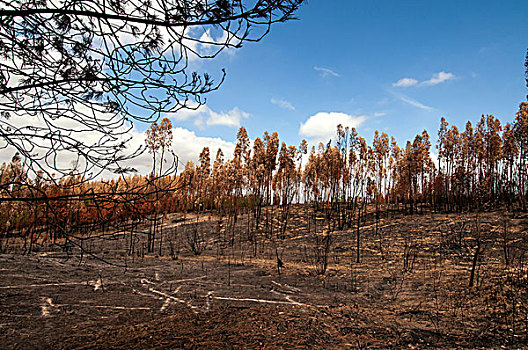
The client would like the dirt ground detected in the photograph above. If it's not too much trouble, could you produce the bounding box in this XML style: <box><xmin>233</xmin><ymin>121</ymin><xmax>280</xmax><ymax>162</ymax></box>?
<box><xmin>1</xmin><ymin>207</ymin><xmax>528</xmax><ymax>349</ymax></box>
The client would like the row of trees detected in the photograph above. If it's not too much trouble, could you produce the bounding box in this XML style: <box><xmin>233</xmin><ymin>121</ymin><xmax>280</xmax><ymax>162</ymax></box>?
<box><xmin>436</xmin><ymin>108</ymin><xmax>528</xmax><ymax>211</ymax></box>
<box><xmin>179</xmin><ymin>103</ymin><xmax>528</xmax><ymax>215</ymax></box>
<box><xmin>3</xmin><ymin>100</ymin><xmax>528</xmax><ymax>252</ymax></box>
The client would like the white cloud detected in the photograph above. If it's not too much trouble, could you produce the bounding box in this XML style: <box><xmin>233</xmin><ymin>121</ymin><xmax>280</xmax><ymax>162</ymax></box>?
<box><xmin>0</xmin><ymin>105</ymin><xmax>237</xmax><ymax>179</ymax></box>
<box><xmin>314</xmin><ymin>66</ymin><xmax>340</xmax><ymax>78</ymax></box>
<box><xmin>206</xmin><ymin>107</ymin><xmax>249</xmax><ymax>128</ymax></box>
<box><xmin>271</xmin><ymin>98</ymin><xmax>295</xmax><ymax>111</ymax></box>
<box><xmin>168</xmin><ymin>104</ymin><xmax>250</xmax><ymax>128</ymax></box>
<box><xmin>299</xmin><ymin>112</ymin><xmax>366</xmax><ymax>141</ymax></box>
<box><xmin>392</xmin><ymin>78</ymin><xmax>418</xmax><ymax>87</ymax></box>
<box><xmin>421</xmin><ymin>71</ymin><xmax>456</xmax><ymax>86</ymax></box>
<box><xmin>0</xmin><ymin>105</ymin><xmax>138</xmax><ymax>178</ymax></box>
<box><xmin>170</xmin><ymin>128</ymin><xmax>235</xmax><ymax>164</ymax></box>
<box><xmin>169</xmin><ymin>102</ymin><xmax>206</xmax><ymax>121</ymax></box>
<box><xmin>396</xmin><ymin>94</ymin><xmax>434</xmax><ymax>111</ymax></box>
<box><xmin>393</xmin><ymin>71</ymin><xmax>456</xmax><ymax>88</ymax></box>
<box><xmin>197</xmin><ymin>28</ymin><xmax>239</xmax><ymax>57</ymax></box>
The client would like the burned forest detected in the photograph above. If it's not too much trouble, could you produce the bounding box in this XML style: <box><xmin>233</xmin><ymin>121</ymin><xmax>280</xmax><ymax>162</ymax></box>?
<box><xmin>1</xmin><ymin>0</ymin><xmax>528</xmax><ymax>348</ymax></box>
<box><xmin>2</xmin><ymin>99</ymin><xmax>528</xmax><ymax>348</ymax></box>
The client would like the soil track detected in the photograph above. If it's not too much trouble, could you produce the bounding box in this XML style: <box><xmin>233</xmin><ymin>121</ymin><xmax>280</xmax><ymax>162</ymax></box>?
<box><xmin>1</xmin><ymin>208</ymin><xmax>528</xmax><ymax>348</ymax></box>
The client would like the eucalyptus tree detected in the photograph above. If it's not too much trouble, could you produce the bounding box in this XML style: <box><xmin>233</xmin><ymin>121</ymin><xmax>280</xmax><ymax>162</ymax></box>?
<box><xmin>197</xmin><ymin>146</ymin><xmax>211</xmax><ymax>210</ymax></box>
<box><xmin>272</xmin><ymin>142</ymin><xmax>298</xmax><ymax>238</ymax></box>
<box><xmin>145</xmin><ymin>117</ymin><xmax>173</xmax><ymax>176</ymax></box>
<box><xmin>372</xmin><ymin>130</ymin><xmax>389</xmax><ymax>222</ymax></box>
<box><xmin>388</xmin><ymin>136</ymin><xmax>401</xmax><ymax>211</ymax></box>
<box><xmin>514</xmin><ymin>102</ymin><xmax>528</xmax><ymax>209</ymax></box>
<box><xmin>502</xmin><ymin>123</ymin><xmax>518</xmax><ymax>209</ymax></box>
<box><xmin>480</xmin><ymin>115</ymin><xmax>503</xmax><ymax>199</ymax></box>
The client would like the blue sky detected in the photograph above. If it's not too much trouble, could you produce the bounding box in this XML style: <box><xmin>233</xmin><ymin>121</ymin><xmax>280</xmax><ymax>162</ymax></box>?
<box><xmin>159</xmin><ymin>0</ymin><xmax>528</xmax><ymax>163</ymax></box>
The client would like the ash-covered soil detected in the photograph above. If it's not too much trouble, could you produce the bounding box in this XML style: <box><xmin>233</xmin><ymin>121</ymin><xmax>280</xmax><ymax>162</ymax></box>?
<box><xmin>1</xmin><ymin>208</ymin><xmax>528</xmax><ymax>349</ymax></box>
